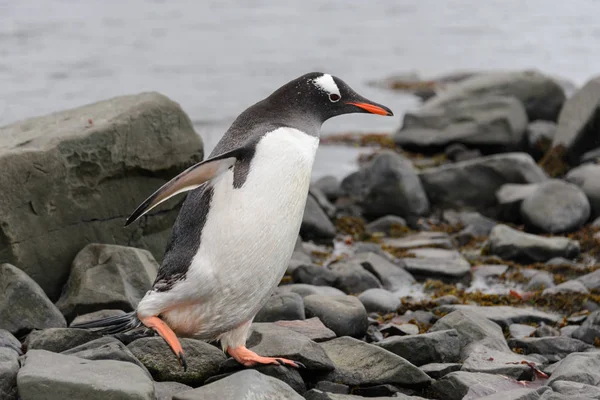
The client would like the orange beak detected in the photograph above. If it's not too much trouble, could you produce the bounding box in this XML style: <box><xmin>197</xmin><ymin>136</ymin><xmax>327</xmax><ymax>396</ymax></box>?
<box><xmin>347</xmin><ymin>102</ymin><xmax>393</xmax><ymax>116</ymax></box>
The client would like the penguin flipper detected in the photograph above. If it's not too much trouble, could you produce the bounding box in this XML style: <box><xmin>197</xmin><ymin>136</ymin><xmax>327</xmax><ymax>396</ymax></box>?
<box><xmin>125</xmin><ymin>149</ymin><xmax>241</xmax><ymax>226</ymax></box>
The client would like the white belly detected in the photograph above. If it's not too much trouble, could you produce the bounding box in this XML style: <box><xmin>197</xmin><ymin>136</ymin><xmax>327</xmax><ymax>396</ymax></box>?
<box><xmin>163</xmin><ymin>127</ymin><xmax>319</xmax><ymax>337</ymax></box>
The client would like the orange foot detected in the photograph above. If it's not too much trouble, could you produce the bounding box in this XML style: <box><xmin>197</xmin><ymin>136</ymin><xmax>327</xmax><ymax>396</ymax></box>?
<box><xmin>139</xmin><ymin>315</ymin><xmax>187</xmax><ymax>371</ymax></box>
<box><xmin>227</xmin><ymin>346</ymin><xmax>305</xmax><ymax>368</ymax></box>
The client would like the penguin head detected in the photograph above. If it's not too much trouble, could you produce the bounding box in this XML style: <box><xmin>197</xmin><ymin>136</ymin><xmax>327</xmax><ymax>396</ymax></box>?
<box><xmin>268</xmin><ymin>72</ymin><xmax>393</xmax><ymax>123</ymax></box>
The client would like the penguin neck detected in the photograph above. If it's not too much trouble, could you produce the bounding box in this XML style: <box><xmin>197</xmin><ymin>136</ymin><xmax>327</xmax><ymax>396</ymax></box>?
<box><xmin>254</xmin><ymin>97</ymin><xmax>323</xmax><ymax>138</ymax></box>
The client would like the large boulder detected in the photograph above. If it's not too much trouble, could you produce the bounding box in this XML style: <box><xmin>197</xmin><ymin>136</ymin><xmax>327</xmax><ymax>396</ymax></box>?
<box><xmin>0</xmin><ymin>93</ymin><xmax>204</xmax><ymax>300</ymax></box>
<box><xmin>565</xmin><ymin>163</ymin><xmax>600</xmax><ymax>217</ymax></box>
<box><xmin>303</xmin><ymin>295</ymin><xmax>368</xmax><ymax>338</ymax></box>
<box><xmin>0</xmin><ymin>263</ymin><xmax>66</xmax><ymax>335</ymax></box>
<box><xmin>551</xmin><ymin>76</ymin><xmax>600</xmax><ymax>163</ymax></box>
<box><xmin>56</xmin><ymin>244</ymin><xmax>158</xmax><ymax>321</ymax></box>
<box><xmin>395</xmin><ymin>95</ymin><xmax>528</xmax><ymax>152</ymax></box>
<box><xmin>340</xmin><ymin>151</ymin><xmax>429</xmax><ymax>219</ymax></box>
<box><xmin>419</xmin><ymin>153</ymin><xmax>546</xmax><ymax>212</ymax></box>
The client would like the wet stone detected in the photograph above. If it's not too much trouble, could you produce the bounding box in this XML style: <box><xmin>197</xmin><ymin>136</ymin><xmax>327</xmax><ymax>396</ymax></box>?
<box><xmin>304</xmin><ymin>295</ymin><xmax>368</xmax><ymax>338</ymax></box>
<box><xmin>376</xmin><ymin>329</ymin><xmax>460</xmax><ymax>366</ymax></box>
<box><xmin>273</xmin><ymin>317</ymin><xmax>336</xmax><ymax>342</ymax></box>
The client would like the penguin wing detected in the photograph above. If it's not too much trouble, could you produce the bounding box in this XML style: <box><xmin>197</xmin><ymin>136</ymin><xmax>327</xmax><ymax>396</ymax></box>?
<box><xmin>125</xmin><ymin>148</ymin><xmax>242</xmax><ymax>226</ymax></box>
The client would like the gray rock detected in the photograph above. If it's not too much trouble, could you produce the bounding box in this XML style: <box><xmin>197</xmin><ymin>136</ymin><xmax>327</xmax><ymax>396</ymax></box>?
<box><xmin>243</xmin><ymin>323</ymin><xmax>334</xmax><ymax>371</ymax></box>
<box><xmin>477</xmin><ymin>387</ymin><xmax>551</xmax><ymax>400</ymax></box>
<box><xmin>472</xmin><ymin>264</ymin><xmax>508</xmax><ymax>280</ymax></box>
<box><xmin>420</xmin><ymin>363</ymin><xmax>462</xmax><ymax>379</ymax></box>
<box><xmin>552</xmin><ymin>76</ymin><xmax>600</xmax><ymax>163</ymax></box>
<box><xmin>548</xmin><ymin>352</ymin><xmax>600</xmax><ymax>385</ymax></box>
<box><xmin>62</xmin><ymin>336</ymin><xmax>150</xmax><ymax>376</ymax></box>
<box><xmin>0</xmin><ymin>329</ymin><xmax>22</xmax><ymax>355</ymax></box>
<box><xmin>70</xmin><ymin>309</ymin><xmax>126</xmax><ymax>326</ymax></box>
<box><xmin>340</xmin><ymin>150</ymin><xmax>429</xmax><ymax>219</ymax></box>
<box><xmin>358</xmin><ymin>288</ymin><xmax>400</xmax><ymax>313</ymax></box>
<box><xmin>495</xmin><ymin>183</ymin><xmax>540</xmax><ymax>223</ymax></box>
<box><xmin>445</xmin><ymin>143</ymin><xmax>483</xmax><ymax>162</ymax></box>
<box><xmin>561</xmin><ymin>325</ymin><xmax>579</xmax><ymax>337</ymax></box>
<box><xmin>419</xmin><ymin>153</ymin><xmax>547</xmax><ymax>212</ymax></box>
<box><xmin>17</xmin><ymin>349</ymin><xmax>154</xmax><ymax>400</ymax></box>
<box><xmin>436</xmin><ymin>305</ymin><xmax>561</xmax><ymax>329</ymax></box>
<box><xmin>380</xmin><ymin>323</ymin><xmax>420</xmax><ymax>336</ymax></box>
<box><xmin>277</xmin><ymin>284</ymin><xmax>346</xmax><ymax>298</ymax></box>
<box><xmin>274</xmin><ymin>318</ymin><xmax>336</xmax><ymax>342</ymax></box>
<box><xmin>25</xmin><ymin>328</ymin><xmax>100</xmax><ymax>353</ymax></box>
<box><xmin>320</xmin><ymin>336</ymin><xmax>432</xmax><ymax>387</ymax></box>
<box><xmin>255</xmin><ymin>292</ymin><xmax>305</xmax><ymax>323</ymax></box>
<box><xmin>304</xmin><ymin>390</ymin><xmax>427</xmax><ymax>400</ymax></box>
<box><xmin>434</xmin><ymin>295</ymin><xmax>461</xmax><ymax>305</ymax></box>
<box><xmin>127</xmin><ymin>337</ymin><xmax>225</xmax><ymax>386</ymax></box>
<box><xmin>577</xmin><ymin>269</ymin><xmax>600</xmax><ymax>291</ymax></box>
<box><xmin>396</xmin><ymin>95</ymin><xmax>528</xmax><ymax>152</ymax></box>
<box><xmin>0</xmin><ymin>93</ymin><xmax>204</xmax><ymax>300</ymax></box>
<box><xmin>565</xmin><ymin>163</ymin><xmax>600</xmax><ymax>217</ymax></box>
<box><xmin>401</xmin><ymin>248</ymin><xmax>471</xmax><ymax>282</ymax></box>
<box><xmin>382</xmin><ymin>231</ymin><xmax>454</xmax><ymax>250</ymax></box>
<box><xmin>301</xmin><ymin>195</ymin><xmax>336</xmax><ymax>242</ymax></box>
<box><xmin>309</xmin><ymin>187</ymin><xmax>337</xmax><ymax>219</ymax></box>
<box><xmin>429</xmin><ymin>310</ymin><xmax>510</xmax><ymax>355</ymax></box>
<box><xmin>312</xmin><ymin>175</ymin><xmax>342</xmax><ymax>202</ymax></box>
<box><xmin>571</xmin><ymin>310</ymin><xmax>600</xmax><ymax>345</ymax></box>
<box><xmin>538</xmin><ymin>392</ymin><xmax>570</xmax><ymax>400</ymax></box>
<box><xmin>376</xmin><ymin>329</ymin><xmax>460</xmax><ymax>366</ymax></box>
<box><xmin>451</xmin><ymin>211</ymin><xmax>498</xmax><ymax>245</ymax></box>
<box><xmin>424</xmin><ymin>70</ymin><xmax>566</xmax><ymax>122</ymax></box>
<box><xmin>430</xmin><ymin>371</ymin><xmax>527</xmax><ymax>400</ymax></box>
<box><xmin>520</xmin><ymin>180</ymin><xmax>590</xmax><ymax>233</ymax></box>
<box><xmin>314</xmin><ymin>381</ymin><xmax>350</xmax><ymax>394</ymax></box>
<box><xmin>56</xmin><ymin>244</ymin><xmax>158</xmax><ymax>321</ymax></box>
<box><xmin>207</xmin><ymin>365</ymin><xmax>306</xmax><ymax>395</ymax></box>
<box><xmin>543</xmin><ymin>280</ymin><xmax>589</xmax><ymax>295</ymax></box>
<box><xmin>0</xmin><ymin>263</ymin><xmax>66</xmax><ymax>335</ymax></box>
<box><xmin>487</xmin><ymin>224</ymin><xmax>580</xmax><ymax>263</ymax></box>
<box><xmin>345</xmin><ymin>252</ymin><xmax>415</xmax><ymax>291</ymax></box>
<box><xmin>527</xmin><ymin>121</ymin><xmax>557</xmax><ymax>159</ymax></box>
<box><xmin>551</xmin><ymin>381</ymin><xmax>600</xmax><ymax>399</ymax></box>
<box><xmin>173</xmin><ymin>370</ymin><xmax>303</xmax><ymax>400</ymax></box>
<box><xmin>461</xmin><ymin>342</ymin><xmax>538</xmax><ymax>380</ymax></box>
<box><xmin>526</xmin><ymin>271</ymin><xmax>555</xmax><ymax>291</ymax></box>
<box><xmin>304</xmin><ymin>295</ymin><xmax>368</xmax><ymax>338</ymax></box>
<box><xmin>292</xmin><ymin>263</ymin><xmax>382</xmax><ymax>294</ymax></box>
<box><xmin>0</xmin><ymin>348</ymin><xmax>19</xmax><ymax>400</ymax></box>
<box><xmin>581</xmin><ymin>148</ymin><xmax>600</xmax><ymax>164</ymax></box>
<box><xmin>533</xmin><ymin>325</ymin><xmax>560</xmax><ymax>337</ymax></box>
<box><xmin>154</xmin><ymin>382</ymin><xmax>192</xmax><ymax>400</ymax></box>
<box><xmin>509</xmin><ymin>324</ymin><xmax>536</xmax><ymax>339</ymax></box>
<box><xmin>365</xmin><ymin>215</ymin><xmax>408</xmax><ymax>235</ymax></box>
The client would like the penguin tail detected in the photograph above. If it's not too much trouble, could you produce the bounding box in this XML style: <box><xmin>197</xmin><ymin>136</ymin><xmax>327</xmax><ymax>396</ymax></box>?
<box><xmin>70</xmin><ymin>311</ymin><xmax>142</xmax><ymax>335</ymax></box>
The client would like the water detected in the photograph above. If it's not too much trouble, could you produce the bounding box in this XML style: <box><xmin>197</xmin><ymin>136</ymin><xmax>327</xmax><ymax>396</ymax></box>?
<box><xmin>2</xmin><ymin>0</ymin><xmax>600</xmax><ymax>178</ymax></box>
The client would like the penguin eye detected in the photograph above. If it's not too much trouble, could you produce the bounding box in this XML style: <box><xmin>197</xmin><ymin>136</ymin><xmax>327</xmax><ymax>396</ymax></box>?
<box><xmin>329</xmin><ymin>93</ymin><xmax>341</xmax><ymax>102</ymax></box>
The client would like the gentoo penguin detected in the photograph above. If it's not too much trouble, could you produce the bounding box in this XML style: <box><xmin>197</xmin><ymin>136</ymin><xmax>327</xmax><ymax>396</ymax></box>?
<box><xmin>73</xmin><ymin>72</ymin><xmax>392</xmax><ymax>369</ymax></box>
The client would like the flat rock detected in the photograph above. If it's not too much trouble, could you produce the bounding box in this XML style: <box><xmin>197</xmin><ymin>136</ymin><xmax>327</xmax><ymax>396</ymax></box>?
<box><xmin>62</xmin><ymin>336</ymin><xmax>150</xmax><ymax>376</ymax></box>
<box><xmin>565</xmin><ymin>163</ymin><xmax>600</xmax><ymax>217</ymax></box>
<box><xmin>255</xmin><ymin>292</ymin><xmax>305</xmax><ymax>322</ymax></box>
<box><xmin>476</xmin><ymin>387</ymin><xmax>551</xmax><ymax>400</ymax></box>
<box><xmin>301</xmin><ymin>195</ymin><xmax>336</xmax><ymax>242</ymax></box>
<box><xmin>277</xmin><ymin>284</ymin><xmax>346</xmax><ymax>298</ymax></box>
<box><xmin>436</xmin><ymin>305</ymin><xmax>561</xmax><ymax>329</ymax></box>
<box><xmin>571</xmin><ymin>310</ymin><xmax>600</xmax><ymax>344</ymax></box>
<box><xmin>419</xmin><ymin>153</ymin><xmax>547</xmax><ymax>212</ymax></box>
<box><xmin>487</xmin><ymin>224</ymin><xmax>579</xmax><ymax>263</ymax></box>
<box><xmin>496</xmin><ymin>183</ymin><xmax>540</xmax><ymax>223</ymax></box>
<box><xmin>17</xmin><ymin>349</ymin><xmax>154</xmax><ymax>400</ymax></box>
<box><xmin>520</xmin><ymin>180</ymin><xmax>590</xmax><ymax>233</ymax></box>
<box><xmin>552</xmin><ymin>76</ymin><xmax>600</xmax><ymax>162</ymax></box>
<box><xmin>0</xmin><ymin>93</ymin><xmax>204</xmax><ymax>300</ymax></box>
<box><xmin>314</xmin><ymin>381</ymin><xmax>350</xmax><ymax>394</ymax></box>
<box><xmin>526</xmin><ymin>272</ymin><xmax>555</xmax><ymax>291</ymax></box>
<box><xmin>0</xmin><ymin>330</ymin><xmax>21</xmax><ymax>355</ymax></box>
<box><xmin>401</xmin><ymin>248</ymin><xmax>471</xmax><ymax>282</ymax></box>
<box><xmin>320</xmin><ymin>336</ymin><xmax>432</xmax><ymax>387</ymax></box>
<box><xmin>25</xmin><ymin>328</ymin><xmax>100</xmax><ymax>353</ymax></box>
<box><xmin>0</xmin><ymin>263</ymin><xmax>66</xmax><ymax>335</ymax></box>
<box><xmin>375</xmin><ymin>329</ymin><xmax>460</xmax><ymax>366</ymax></box>
<box><xmin>127</xmin><ymin>337</ymin><xmax>225</xmax><ymax>386</ymax></box>
<box><xmin>548</xmin><ymin>352</ymin><xmax>600</xmax><ymax>385</ymax></box>
<box><xmin>273</xmin><ymin>317</ymin><xmax>336</xmax><ymax>342</ymax></box>
<box><xmin>366</xmin><ymin>215</ymin><xmax>408</xmax><ymax>235</ymax></box>
<box><xmin>419</xmin><ymin>362</ymin><xmax>462</xmax><ymax>379</ymax></box>
<box><xmin>509</xmin><ymin>324</ymin><xmax>536</xmax><ymax>339</ymax></box>
<box><xmin>461</xmin><ymin>342</ymin><xmax>537</xmax><ymax>380</ymax></box>
<box><xmin>70</xmin><ymin>309</ymin><xmax>126</xmax><ymax>326</ymax></box>
<box><xmin>429</xmin><ymin>310</ymin><xmax>510</xmax><ymax>356</ymax></box>
<box><xmin>312</xmin><ymin>175</ymin><xmax>342</xmax><ymax>202</ymax></box>
<box><xmin>56</xmin><ymin>244</ymin><xmax>158</xmax><ymax>321</ymax></box>
<box><xmin>154</xmin><ymin>382</ymin><xmax>192</xmax><ymax>400</ymax></box>
<box><xmin>345</xmin><ymin>252</ymin><xmax>415</xmax><ymax>291</ymax></box>
<box><xmin>207</xmin><ymin>365</ymin><xmax>306</xmax><ymax>395</ymax></box>
<box><xmin>358</xmin><ymin>289</ymin><xmax>401</xmax><ymax>313</ymax></box>
<box><xmin>292</xmin><ymin>263</ymin><xmax>382</xmax><ymax>294</ymax></box>
<box><xmin>551</xmin><ymin>381</ymin><xmax>600</xmax><ymax>399</ymax></box>
<box><xmin>576</xmin><ymin>269</ymin><xmax>600</xmax><ymax>291</ymax></box>
<box><xmin>305</xmin><ymin>390</ymin><xmax>427</xmax><ymax>399</ymax></box>
<box><xmin>173</xmin><ymin>370</ymin><xmax>303</xmax><ymax>400</ymax></box>
<box><xmin>242</xmin><ymin>323</ymin><xmax>334</xmax><ymax>371</ymax></box>
<box><xmin>304</xmin><ymin>295</ymin><xmax>368</xmax><ymax>338</ymax></box>
<box><xmin>382</xmin><ymin>231</ymin><xmax>454</xmax><ymax>250</ymax></box>
<box><xmin>508</xmin><ymin>336</ymin><xmax>592</xmax><ymax>359</ymax></box>
<box><xmin>543</xmin><ymin>280</ymin><xmax>589</xmax><ymax>295</ymax></box>
<box><xmin>430</xmin><ymin>371</ymin><xmax>528</xmax><ymax>400</ymax></box>
<box><xmin>396</xmin><ymin>95</ymin><xmax>528</xmax><ymax>152</ymax></box>
<box><xmin>0</xmin><ymin>348</ymin><xmax>19</xmax><ymax>400</ymax></box>
<box><xmin>340</xmin><ymin>150</ymin><xmax>429</xmax><ymax>219</ymax></box>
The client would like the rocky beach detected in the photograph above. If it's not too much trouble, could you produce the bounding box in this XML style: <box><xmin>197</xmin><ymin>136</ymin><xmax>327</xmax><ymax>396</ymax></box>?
<box><xmin>2</xmin><ymin>69</ymin><xmax>600</xmax><ymax>399</ymax></box>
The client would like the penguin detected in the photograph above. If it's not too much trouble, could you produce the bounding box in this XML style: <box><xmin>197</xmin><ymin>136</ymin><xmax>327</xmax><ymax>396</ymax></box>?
<box><xmin>72</xmin><ymin>72</ymin><xmax>393</xmax><ymax>369</ymax></box>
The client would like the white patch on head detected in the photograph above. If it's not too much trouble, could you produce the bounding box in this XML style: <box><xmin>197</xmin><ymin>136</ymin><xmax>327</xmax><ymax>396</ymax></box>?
<box><xmin>312</xmin><ymin>74</ymin><xmax>340</xmax><ymax>96</ymax></box>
